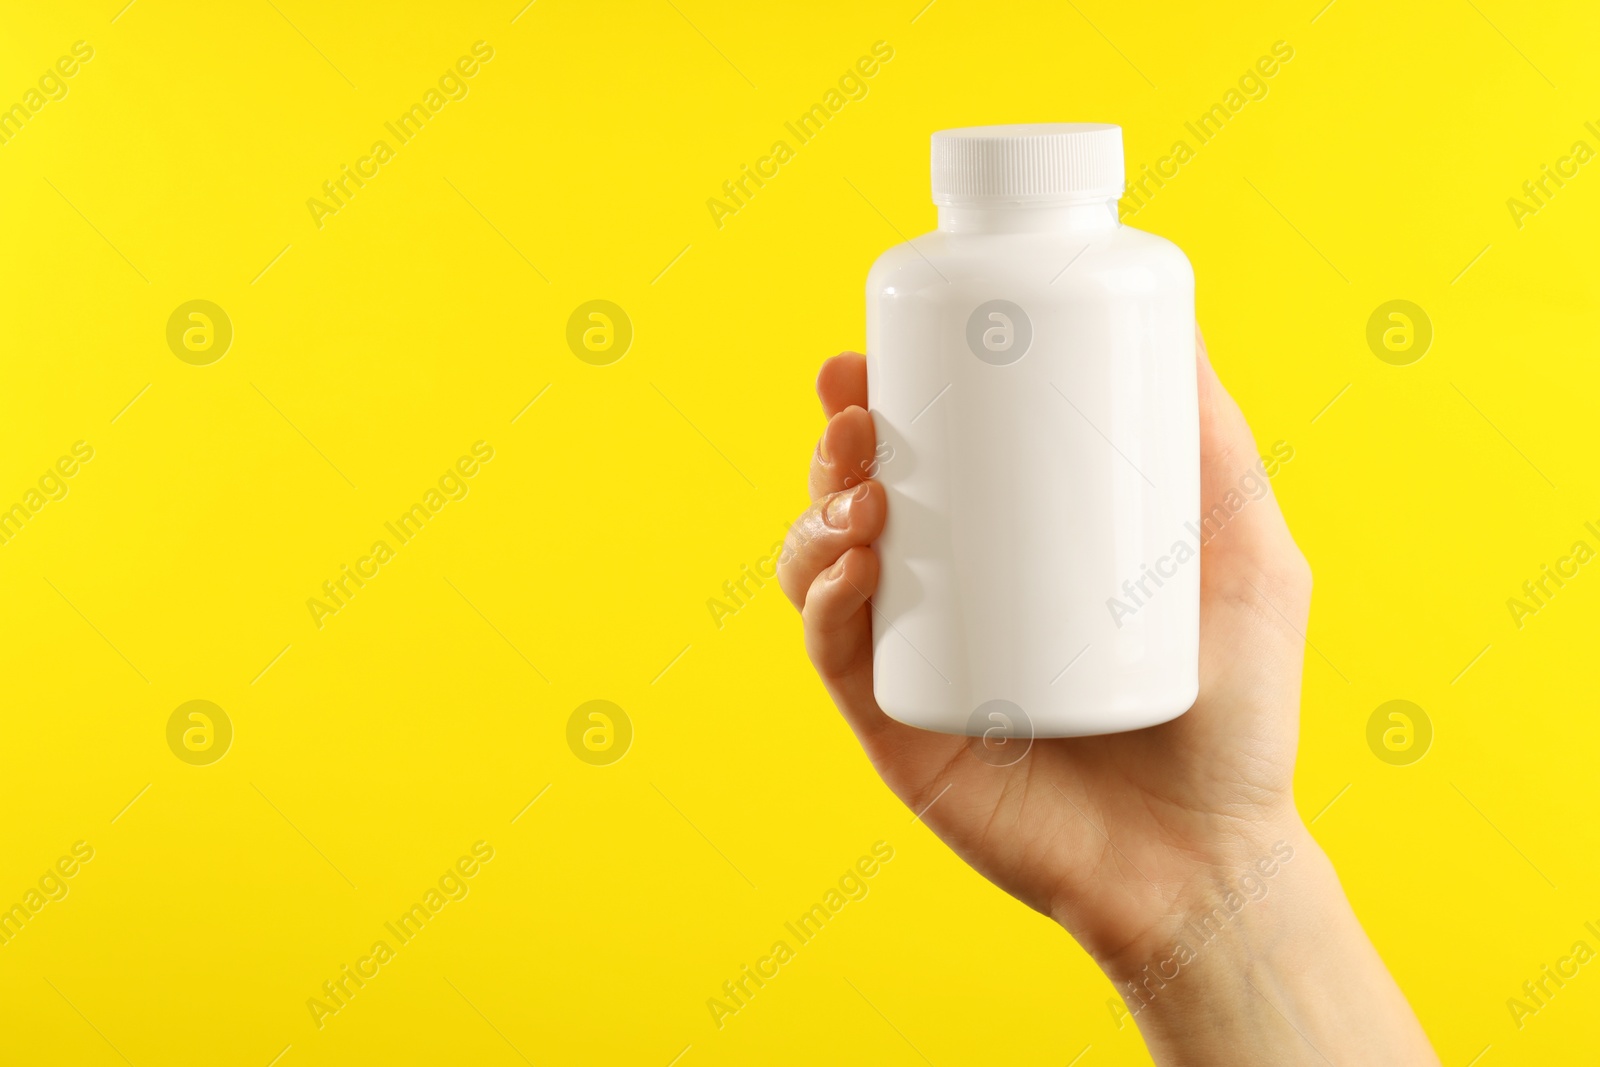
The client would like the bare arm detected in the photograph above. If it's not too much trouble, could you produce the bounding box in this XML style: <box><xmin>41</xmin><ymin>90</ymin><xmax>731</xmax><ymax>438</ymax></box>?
<box><xmin>1104</xmin><ymin>819</ymin><xmax>1435</xmax><ymax>1064</ymax></box>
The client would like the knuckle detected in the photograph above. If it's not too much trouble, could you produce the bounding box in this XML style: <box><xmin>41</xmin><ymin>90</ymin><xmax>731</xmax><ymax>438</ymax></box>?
<box><xmin>777</xmin><ymin>503</ymin><xmax>830</xmax><ymax>581</ymax></box>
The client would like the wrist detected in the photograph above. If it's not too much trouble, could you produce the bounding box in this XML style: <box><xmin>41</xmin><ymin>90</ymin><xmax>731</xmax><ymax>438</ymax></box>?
<box><xmin>1088</xmin><ymin>812</ymin><xmax>1324</xmax><ymax>989</ymax></box>
<box><xmin>1085</xmin><ymin>822</ymin><xmax>1440</xmax><ymax>1064</ymax></box>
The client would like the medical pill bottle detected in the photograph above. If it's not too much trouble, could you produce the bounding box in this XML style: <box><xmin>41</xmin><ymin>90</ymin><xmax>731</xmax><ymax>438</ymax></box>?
<box><xmin>867</xmin><ymin>123</ymin><xmax>1199</xmax><ymax>740</ymax></box>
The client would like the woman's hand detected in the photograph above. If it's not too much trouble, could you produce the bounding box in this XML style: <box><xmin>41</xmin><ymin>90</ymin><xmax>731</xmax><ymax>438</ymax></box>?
<box><xmin>780</xmin><ymin>330</ymin><xmax>1440</xmax><ymax>1064</ymax></box>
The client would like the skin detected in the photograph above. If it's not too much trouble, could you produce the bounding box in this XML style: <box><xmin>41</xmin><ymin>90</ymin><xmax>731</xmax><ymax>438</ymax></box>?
<box><xmin>779</xmin><ymin>331</ymin><xmax>1441</xmax><ymax>1064</ymax></box>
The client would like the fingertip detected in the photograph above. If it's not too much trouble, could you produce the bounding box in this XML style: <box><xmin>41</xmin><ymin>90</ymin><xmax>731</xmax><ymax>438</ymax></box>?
<box><xmin>802</xmin><ymin>543</ymin><xmax>881</xmax><ymax>697</ymax></box>
<box><xmin>806</xmin><ymin>544</ymin><xmax>880</xmax><ymax>619</ymax></box>
<box><xmin>811</xmin><ymin>406</ymin><xmax>879</xmax><ymax>500</ymax></box>
<box><xmin>851</xmin><ymin>478</ymin><xmax>888</xmax><ymax>539</ymax></box>
<box><xmin>817</xmin><ymin>352</ymin><xmax>868</xmax><ymax>418</ymax></box>
<box><xmin>826</xmin><ymin>477</ymin><xmax>887</xmax><ymax>535</ymax></box>
<box><xmin>835</xmin><ymin>543</ymin><xmax>880</xmax><ymax>593</ymax></box>
<box><xmin>823</xmin><ymin>404</ymin><xmax>874</xmax><ymax>459</ymax></box>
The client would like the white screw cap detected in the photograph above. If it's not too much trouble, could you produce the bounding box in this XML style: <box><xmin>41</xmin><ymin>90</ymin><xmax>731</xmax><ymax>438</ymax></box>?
<box><xmin>931</xmin><ymin>123</ymin><xmax>1125</xmax><ymax>204</ymax></box>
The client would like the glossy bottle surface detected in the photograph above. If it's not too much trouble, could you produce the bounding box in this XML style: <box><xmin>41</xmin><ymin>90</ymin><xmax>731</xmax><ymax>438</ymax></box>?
<box><xmin>867</xmin><ymin>196</ymin><xmax>1199</xmax><ymax>738</ymax></box>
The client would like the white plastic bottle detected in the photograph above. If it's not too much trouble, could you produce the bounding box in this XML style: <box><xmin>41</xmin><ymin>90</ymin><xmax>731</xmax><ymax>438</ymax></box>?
<box><xmin>867</xmin><ymin>123</ymin><xmax>1199</xmax><ymax>740</ymax></box>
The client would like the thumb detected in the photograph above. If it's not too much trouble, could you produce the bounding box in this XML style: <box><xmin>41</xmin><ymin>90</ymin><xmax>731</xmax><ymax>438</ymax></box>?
<box><xmin>1195</xmin><ymin>324</ymin><xmax>1306</xmax><ymax>586</ymax></box>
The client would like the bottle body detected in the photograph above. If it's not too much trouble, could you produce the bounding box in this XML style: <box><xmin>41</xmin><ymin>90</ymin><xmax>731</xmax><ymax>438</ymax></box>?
<box><xmin>867</xmin><ymin>204</ymin><xmax>1199</xmax><ymax>737</ymax></box>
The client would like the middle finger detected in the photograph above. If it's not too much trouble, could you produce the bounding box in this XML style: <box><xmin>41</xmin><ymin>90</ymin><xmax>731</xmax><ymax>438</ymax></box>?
<box><xmin>810</xmin><ymin>405</ymin><xmax>878</xmax><ymax>501</ymax></box>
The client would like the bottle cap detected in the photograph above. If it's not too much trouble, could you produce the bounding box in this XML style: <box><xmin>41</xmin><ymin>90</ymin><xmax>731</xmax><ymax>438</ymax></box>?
<box><xmin>931</xmin><ymin>123</ymin><xmax>1125</xmax><ymax>204</ymax></box>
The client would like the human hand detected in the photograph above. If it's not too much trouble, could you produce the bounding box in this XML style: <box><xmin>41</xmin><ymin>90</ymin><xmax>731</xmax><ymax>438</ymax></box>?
<box><xmin>780</xmin><ymin>329</ymin><xmax>1439</xmax><ymax>1063</ymax></box>
<box><xmin>779</xmin><ymin>328</ymin><xmax>1309</xmax><ymax>970</ymax></box>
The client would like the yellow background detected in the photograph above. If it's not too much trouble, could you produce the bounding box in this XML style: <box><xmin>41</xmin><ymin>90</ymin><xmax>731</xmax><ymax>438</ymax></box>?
<box><xmin>2</xmin><ymin>0</ymin><xmax>1596</xmax><ymax>1062</ymax></box>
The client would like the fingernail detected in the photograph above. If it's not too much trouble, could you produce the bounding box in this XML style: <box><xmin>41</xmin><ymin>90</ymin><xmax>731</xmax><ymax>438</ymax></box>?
<box><xmin>818</xmin><ymin>431</ymin><xmax>831</xmax><ymax>465</ymax></box>
<box><xmin>824</xmin><ymin>482</ymin><xmax>868</xmax><ymax>528</ymax></box>
<box><xmin>826</xmin><ymin>556</ymin><xmax>848</xmax><ymax>580</ymax></box>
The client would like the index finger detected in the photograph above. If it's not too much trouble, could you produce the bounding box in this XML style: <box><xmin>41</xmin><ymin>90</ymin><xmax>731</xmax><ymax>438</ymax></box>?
<box><xmin>817</xmin><ymin>352</ymin><xmax>867</xmax><ymax>418</ymax></box>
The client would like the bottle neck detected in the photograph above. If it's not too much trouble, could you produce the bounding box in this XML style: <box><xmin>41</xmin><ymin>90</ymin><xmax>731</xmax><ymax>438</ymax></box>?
<box><xmin>936</xmin><ymin>197</ymin><xmax>1122</xmax><ymax>235</ymax></box>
